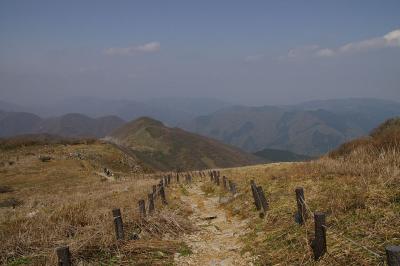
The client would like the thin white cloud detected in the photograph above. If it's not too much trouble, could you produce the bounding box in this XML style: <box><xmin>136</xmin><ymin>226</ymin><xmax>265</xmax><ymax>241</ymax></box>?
<box><xmin>318</xmin><ymin>28</ymin><xmax>400</xmax><ymax>57</ymax></box>
<box><xmin>286</xmin><ymin>28</ymin><xmax>400</xmax><ymax>58</ymax></box>
<box><xmin>104</xmin><ymin>42</ymin><xmax>160</xmax><ymax>56</ymax></box>
<box><xmin>315</xmin><ymin>48</ymin><xmax>334</xmax><ymax>57</ymax></box>
<box><xmin>287</xmin><ymin>45</ymin><xmax>320</xmax><ymax>58</ymax></box>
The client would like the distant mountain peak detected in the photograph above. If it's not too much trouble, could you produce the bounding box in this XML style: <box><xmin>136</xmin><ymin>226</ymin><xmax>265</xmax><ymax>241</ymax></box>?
<box><xmin>108</xmin><ymin>116</ymin><xmax>260</xmax><ymax>170</ymax></box>
<box><xmin>132</xmin><ymin>116</ymin><xmax>164</xmax><ymax>126</ymax></box>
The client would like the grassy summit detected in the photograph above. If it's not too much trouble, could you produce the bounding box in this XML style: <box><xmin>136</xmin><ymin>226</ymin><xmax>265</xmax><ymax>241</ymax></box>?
<box><xmin>108</xmin><ymin>117</ymin><xmax>261</xmax><ymax>171</ymax></box>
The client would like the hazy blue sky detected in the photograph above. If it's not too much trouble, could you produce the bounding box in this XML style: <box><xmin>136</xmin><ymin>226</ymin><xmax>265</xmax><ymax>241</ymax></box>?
<box><xmin>1</xmin><ymin>0</ymin><xmax>399</xmax><ymax>106</ymax></box>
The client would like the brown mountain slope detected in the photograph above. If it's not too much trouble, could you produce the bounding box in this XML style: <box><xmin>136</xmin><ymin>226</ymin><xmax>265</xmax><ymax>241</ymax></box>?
<box><xmin>329</xmin><ymin>116</ymin><xmax>400</xmax><ymax>158</ymax></box>
<box><xmin>107</xmin><ymin>117</ymin><xmax>262</xmax><ymax>171</ymax></box>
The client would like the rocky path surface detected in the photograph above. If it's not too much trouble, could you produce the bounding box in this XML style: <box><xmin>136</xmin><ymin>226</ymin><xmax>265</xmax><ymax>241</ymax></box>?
<box><xmin>174</xmin><ymin>184</ymin><xmax>255</xmax><ymax>265</ymax></box>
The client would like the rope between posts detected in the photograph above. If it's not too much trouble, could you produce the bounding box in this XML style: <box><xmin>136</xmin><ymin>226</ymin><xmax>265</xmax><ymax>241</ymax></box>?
<box><xmin>299</xmin><ymin>198</ymin><xmax>383</xmax><ymax>259</ymax></box>
<box><xmin>322</xmin><ymin>225</ymin><xmax>383</xmax><ymax>259</ymax></box>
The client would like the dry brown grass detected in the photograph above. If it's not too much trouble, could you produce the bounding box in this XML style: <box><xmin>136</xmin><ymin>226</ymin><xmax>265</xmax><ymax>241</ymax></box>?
<box><xmin>0</xmin><ymin>142</ymin><xmax>193</xmax><ymax>265</ymax></box>
<box><xmin>215</xmin><ymin>142</ymin><xmax>400</xmax><ymax>265</ymax></box>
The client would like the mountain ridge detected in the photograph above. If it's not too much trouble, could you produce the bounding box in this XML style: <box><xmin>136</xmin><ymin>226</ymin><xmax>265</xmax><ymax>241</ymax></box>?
<box><xmin>181</xmin><ymin>98</ymin><xmax>400</xmax><ymax>156</ymax></box>
<box><xmin>107</xmin><ymin>116</ymin><xmax>262</xmax><ymax>171</ymax></box>
<box><xmin>0</xmin><ymin>111</ymin><xmax>125</xmax><ymax>138</ymax></box>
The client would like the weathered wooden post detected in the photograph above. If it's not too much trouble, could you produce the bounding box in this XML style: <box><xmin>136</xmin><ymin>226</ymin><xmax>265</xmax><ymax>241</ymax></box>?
<box><xmin>222</xmin><ymin>176</ymin><xmax>227</xmax><ymax>189</ymax></box>
<box><xmin>112</xmin><ymin>208</ymin><xmax>124</xmax><ymax>240</ymax></box>
<box><xmin>138</xmin><ymin>199</ymin><xmax>146</xmax><ymax>218</ymax></box>
<box><xmin>148</xmin><ymin>193</ymin><xmax>154</xmax><ymax>214</ymax></box>
<box><xmin>250</xmin><ymin>180</ymin><xmax>261</xmax><ymax>210</ymax></box>
<box><xmin>386</xmin><ymin>245</ymin><xmax>400</xmax><ymax>266</ymax></box>
<box><xmin>228</xmin><ymin>181</ymin><xmax>237</xmax><ymax>195</ymax></box>
<box><xmin>164</xmin><ymin>176</ymin><xmax>168</xmax><ymax>187</ymax></box>
<box><xmin>157</xmin><ymin>183</ymin><xmax>162</xmax><ymax>197</ymax></box>
<box><xmin>152</xmin><ymin>185</ymin><xmax>157</xmax><ymax>198</ymax></box>
<box><xmin>216</xmin><ymin>175</ymin><xmax>220</xmax><ymax>186</ymax></box>
<box><xmin>232</xmin><ymin>183</ymin><xmax>237</xmax><ymax>194</ymax></box>
<box><xmin>256</xmin><ymin>186</ymin><xmax>269</xmax><ymax>216</ymax></box>
<box><xmin>228</xmin><ymin>180</ymin><xmax>233</xmax><ymax>193</ymax></box>
<box><xmin>295</xmin><ymin>187</ymin><xmax>307</xmax><ymax>225</ymax></box>
<box><xmin>210</xmin><ymin>171</ymin><xmax>214</xmax><ymax>182</ymax></box>
<box><xmin>311</xmin><ymin>212</ymin><xmax>327</xmax><ymax>260</ymax></box>
<box><xmin>160</xmin><ymin>186</ymin><xmax>167</xmax><ymax>205</ymax></box>
<box><xmin>55</xmin><ymin>246</ymin><xmax>71</xmax><ymax>266</ymax></box>
<box><xmin>167</xmin><ymin>174</ymin><xmax>171</xmax><ymax>184</ymax></box>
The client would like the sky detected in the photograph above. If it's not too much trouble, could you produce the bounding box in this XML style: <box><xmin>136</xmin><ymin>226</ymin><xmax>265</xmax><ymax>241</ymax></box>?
<box><xmin>0</xmin><ymin>0</ymin><xmax>400</xmax><ymax>106</ymax></box>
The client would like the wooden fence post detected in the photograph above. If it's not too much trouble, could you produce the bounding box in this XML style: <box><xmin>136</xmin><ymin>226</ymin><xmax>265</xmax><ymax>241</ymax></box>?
<box><xmin>112</xmin><ymin>208</ymin><xmax>124</xmax><ymax>240</ymax></box>
<box><xmin>256</xmin><ymin>186</ymin><xmax>269</xmax><ymax>216</ymax></box>
<box><xmin>311</xmin><ymin>212</ymin><xmax>327</xmax><ymax>260</ymax></box>
<box><xmin>160</xmin><ymin>186</ymin><xmax>168</xmax><ymax>205</ymax></box>
<box><xmin>233</xmin><ymin>183</ymin><xmax>237</xmax><ymax>194</ymax></box>
<box><xmin>138</xmin><ymin>199</ymin><xmax>146</xmax><ymax>218</ymax></box>
<box><xmin>250</xmin><ymin>180</ymin><xmax>261</xmax><ymax>210</ymax></box>
<box><xmin>157</xmin><ymin>183</ymin><xmax>162</xmax><ymax>197</ymax></box>
<box><xmin>295</xmin><ymin>187</ymin><xmax>307</xmax><ymax>225</ymax></box>
<box><xmin>386</xmin><ymin>245</ymin><xmax>400</xmax><ymax>266</ymax></box>
<box><xmin>55</xmin><ymin>246</ymin><xmax>71</xmax><ymax>266</ymax></box>
<box><xmin>112</xmin><ymin>208</ymin><xmax>121</xmax><ymax>218</ymax></box>
<box><xmin>216</xmin><ymin>175</ymin><xmax>220</xmax><ymax>186</ymax></box>
<box><xmin>148</xmin><ymin>193</ymin><xmax>154</xmax><ymax>214</ymax></box>
<box><xmin>229</xmin><ymin>181</ymin><xmax>237</xmax><ymax>195</ymax></box>
<box><xmin>152</xmin><ymin>185</ymin><xmax>157</xmax><ymax>198</ymax></box>
<box><xmin>222</xmin><ymin>176</ymin><xmax>227</xmax><ymax>189</ymax></box>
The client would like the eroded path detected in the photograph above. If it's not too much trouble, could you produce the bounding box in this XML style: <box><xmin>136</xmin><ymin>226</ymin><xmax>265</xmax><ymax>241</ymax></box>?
<box><xmin>174</xmin><ymin>184</ymin><xmax>255</xmax><ymax>265</ymax></box>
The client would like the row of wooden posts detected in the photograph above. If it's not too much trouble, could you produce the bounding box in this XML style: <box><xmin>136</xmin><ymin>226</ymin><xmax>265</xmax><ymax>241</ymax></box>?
<box><xmin>250</xmin><ymin>182</ymin><xmax>400</xmax><ymax>265</ymax></box>
<box><xmin>56</xmin><ymin>170</ymin><xmax>400</xmax><ymax>265</ymax></box>
<box><xmin>55</xmin><ymin>171</ymin><xmax>198</xmax><ymax>266</ymax></box>
<box><xmin>209</xmin><ymin>170</ymin><xmax>238</xmax><ymax>195</ymax></box>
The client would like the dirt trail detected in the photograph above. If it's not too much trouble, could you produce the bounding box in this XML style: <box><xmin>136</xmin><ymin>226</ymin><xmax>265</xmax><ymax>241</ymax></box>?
<box><xmin>174</xmin><ymin>183</ymin><xmax>255</xmax><ymax>265</ymax></box>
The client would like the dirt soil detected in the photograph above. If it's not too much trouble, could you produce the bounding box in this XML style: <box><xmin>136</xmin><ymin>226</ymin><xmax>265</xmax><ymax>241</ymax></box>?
<box><xmin>174</xmin><ymin>183</ymin><xmax>256</xmax><ymax>265</ymax></box>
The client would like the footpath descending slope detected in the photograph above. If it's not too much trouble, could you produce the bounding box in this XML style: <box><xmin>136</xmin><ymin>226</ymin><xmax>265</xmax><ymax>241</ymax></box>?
<box><xmin>174</xmin><ymin>184</ymin><xmax>256</xmax><ymax>265</ymax></box>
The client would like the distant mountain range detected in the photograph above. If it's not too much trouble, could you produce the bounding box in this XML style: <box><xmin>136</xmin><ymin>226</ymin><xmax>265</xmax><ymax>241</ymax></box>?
<box><xmin>1</xmin><ymin>97</ymin><xmax>400</xmax><ymax>157</ymax></box>
<box><xmin>0</xmin><ymin>111</ymin><xmax>124</xmax><ymax>138</ymax></box>
<box><xmin>0</xmin><ymin>97</ymin><xmax>230</xmax><ymax>126</ymax></box>
<box><xmin>106</xmin><ymin>117</ymin><xmax>261</xmax><ymax>170</ymax></box>
<box><xmin>181</xmin><ymin>98</ymin><xmax>400</xmax><ymax>156</ymax></box>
